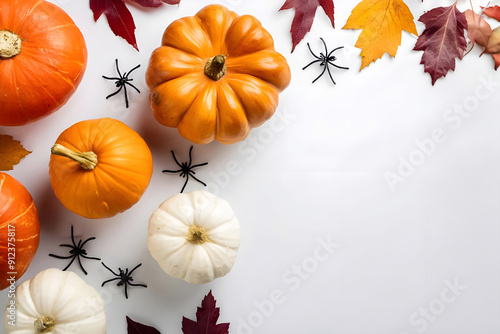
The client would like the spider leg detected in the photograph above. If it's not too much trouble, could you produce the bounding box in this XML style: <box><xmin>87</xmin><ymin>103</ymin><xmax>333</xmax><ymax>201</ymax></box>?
<box><xmin>124</xmin><ymin>283</ymin><xmax>129</xmax><ymax>299</ymax></box>
<box><xmin>312</xmin><ymin>62</ymin><xmax>329</xmax><ymax>83</ymax></box>
<box><xmin>76</xmin><ymin>255</ymin><xmax>88</xmax><ymax>275</ymax></box>
<box><xmin>101</xmin><ymin>277</ymin><xmax>121</xmax><ymax>287</ymax></box>
<box><xmin>320</xmin><ymin>38</ymin><xmax>329</xmax><ymax>57</ymax></box>
<box><xmin>325</xmin><ymin>63</ymin><xmax>337</xmax><ymax>85</ymax></box>
<box><xmin>190</xmin><ymin>162</ymin><xmax>208</xmax><ymax>169</ymax></box>
<box><xmin>180</xmin><ymin>176</ymin><xmax>189</xmax><ymax>193</ymax></box>
<box><xmin>79</xmin><ymin>236</ymin><xmax>96</xmax><ymax>249</ymax></box>
<box><xmin>306</xmin><ymin>42</ymin><xmax>321</xmax><ymax>60</ymax></box>
<box><xmin>128</xmin><ymin>263</ymin><xmax>143</xmax><ymax>275</ymax></box>
<box><xmin>122</xmin><ymin>85</ymin><xmax>129</xmax><ymax>108</ymax></box>
<box><xmin>58</xmin><ymin>243</ymin><xmax>75</xmax><ymax>248</ymax></box>
<box><xmin>162</xmin><ymin>168</ymin><xmax>183</xmax><ymax>173</ymax></box>
<box><xmin>128</xmin><ymin>282</ymin><xmax>147</xmax><ymax>287</ymax></box>
<box><xmin>125</xmin><ymin>81</ymin><xmax>141</xmax><ymax>94</ymax></box>
<box><xmin>171</xmin><ymin>151</ymin><xmax>182</xmax><ymax>168</ymax></box>
<box><xmin>114</xmin><ymin>59</ymin><xmax>122</xmax><ymax>78</ymax></box>
<box><xmin>327</xmin><ymin>46</ymin><xmax>344</xmax><ymax>58</ymax></box>
<box><xmin>101</xmin><ymin>262</ymin><xmax>120</xmax><ymax>276</ymax></box>
<box><xmin>102</xmin><ymin>75</ymin><xmax>121</xmax><ymax>81</ymax></box>
<box><xmin>80</xmin><ymin>254</ymin><xmax>101</xmax><ymax>261</ymax></box>
<box><xmin>329</xmin><ymin>62</ymin><xmax>349</xmax><ymax>70</ymax></box>
<box><xmin>302</xmin><ymin>59</ymin><xmax>323</xmax><ymax>70</ymax></box>
<box><xmin>189</xmin><ymin>173</ymin><xmax>207</xmax><ymax>187</ymax></box>
<box><xmin>126</xmin><ymin>64</ymin><xmax>141</xmax><ymax>76</ymax></box>
<box><xmin>187</xmin><ymin>146</ymin><xmax>194</xmax><ymax>167</ymax></box>
<box><xmin>105</xmin><ymin>86</ymin><xmax>123</xmax><ymax>100</ymax></box>
<box><xmin>49</xmin><ymin>253</ymin><xmax>75</xmax><ymax>259</ymax></box>
<box><xmin>61</xmin><ymin>255</ymin><xmax>77</xmax><ymax>271</ymax></box>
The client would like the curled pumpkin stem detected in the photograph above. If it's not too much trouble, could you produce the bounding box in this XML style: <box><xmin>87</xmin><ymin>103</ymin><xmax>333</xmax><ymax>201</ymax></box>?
<box><xmin>51</xmin><ymin>143</ymin><xmax>98</xmax><ymax>171</ymax></box>
<box><xmin>0</xmin><ymin>30</ymin><xmax>22</xmax><ymax>59</ymax></box>
<box><xmin>204</xmin><ymin>54</ymin><xmax>226</xmax><ymax>81</ymax></box>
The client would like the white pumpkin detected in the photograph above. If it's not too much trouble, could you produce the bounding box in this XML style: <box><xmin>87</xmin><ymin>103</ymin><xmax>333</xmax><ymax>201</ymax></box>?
<box><xmin>3</xmin><ymin>268</ymin><xmax>106</xmax><ymax>334</ymax></box>
<box><xmin>148</xmin><ymin>190</ymin><xmax>241</xmax><ymax>284</ymax></box>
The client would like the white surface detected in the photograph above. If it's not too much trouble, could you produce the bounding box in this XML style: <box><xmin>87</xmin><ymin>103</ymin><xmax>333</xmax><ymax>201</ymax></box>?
<box><xmin>1</xmin><ymin>0</ymin><xmax>500</xmax><ymax>333</ymax></box>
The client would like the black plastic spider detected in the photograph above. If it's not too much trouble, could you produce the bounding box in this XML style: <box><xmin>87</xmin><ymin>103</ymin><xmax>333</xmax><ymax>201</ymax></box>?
<box><xmin>49</xmin><ymin>225</ymin><xmax>101</xmax><ymax>275</ymax></box>
<box><xmin>303</xmin><ymin>38</ymin><xmax>349</xmax><ymax>84</ymax></box>
<box><xmin>101</xmin><ymin>262</ymin><xmax>147</xmax><ymax>299</ymax></box>
<box><xmin>162</xmin><ymin>146</ymin><xmax>208</xmax><ymax>193</ymax></box>
<box><xmin>102</xmin><ymin>59</ymin><xmax>140</xmax><ymax>108</ymax></box>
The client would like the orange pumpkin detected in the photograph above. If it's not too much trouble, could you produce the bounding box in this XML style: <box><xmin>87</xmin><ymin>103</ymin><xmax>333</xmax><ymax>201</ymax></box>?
<box><xmin>0</xmin><ymin>172</ymin><xmax>40</xmax><ymax>290</ymax></box>
<box><xmin>145</xmin><ymin>4</ymin><xmax>291</xmax><ymax>145</ymax></box>
<box><xmin>0</xmin><ymin>0</ymin><xmax>87</xmax><ymax>126</ymax></box>
<box><xmin>49</xmin><ymin>118</ymin><xmax>153</xmax><ymax>219</ymax></box>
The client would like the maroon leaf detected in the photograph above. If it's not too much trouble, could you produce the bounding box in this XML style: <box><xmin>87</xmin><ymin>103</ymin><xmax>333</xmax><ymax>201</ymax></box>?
<box><xmin>127</xmin><ymin>316</ymin><xmax>161</xmax><ymax>334</ymax></box>
<box><xmin>413</xmin><ymin>2</ymin><xmax>468</xmax><ymax>85</ymax></box>
<box><xmin>131</xmin><ymin>0</ymin><xmax>179</xmax><ymax>8</ymax></box>
<box><xmin>279</xmin><ymin>0</ymin><xmax>335</xmax><ymax>53</ymax></box>
<box><xmin>182</xmin><ymin>291</ymin><xmax>229</xmax><ymax>334</ymax></box>
<box><xmin>90</xmin><ymin>0</ymin><xmax>138</xmax><ymax>50</ymax></box>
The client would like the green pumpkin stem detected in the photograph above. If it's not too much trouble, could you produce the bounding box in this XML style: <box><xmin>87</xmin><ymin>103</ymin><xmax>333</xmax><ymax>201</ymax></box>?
<box><xmin>0</xmin><ymin>30</ymin><xmax>21</xmax><ymax>59</ymax></box>
<box><xmin>204</xmin><ymin>54</ymin><xmax>227</xmax><ymax>81</ymax></box>
<box><xmin>51</xmin><ymin>143</ymin><xmax>98</xmax><ymax>171</ymax></box>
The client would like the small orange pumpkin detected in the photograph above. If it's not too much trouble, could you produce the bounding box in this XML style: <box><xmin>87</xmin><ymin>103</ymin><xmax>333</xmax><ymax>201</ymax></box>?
<box><xmin>49</xmin><ymin>118</ymin><xmax>153</xmax><ymax>219</ymax></box>
<box><xmin>0</xmin><ymin>0</ymin><xmax>87</xmax><ymax>126</ymax></box>
<box><xmin>0</xmin><ymin>172</ymin><xmax>40</xmax><ymax>290</ymax></box>
<box><xmin>145</xmin><ymin>4</ymin><xmax>291</xmax><ymax>145</ymax></box>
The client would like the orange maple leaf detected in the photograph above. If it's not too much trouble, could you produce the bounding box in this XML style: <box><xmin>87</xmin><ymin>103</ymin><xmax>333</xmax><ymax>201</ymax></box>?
<box><xmin>0</xmin><ymin>135</ymin><xmax>31</xmax><ymax>171</ymax></box>
<box><xmin>343</xmin><ymin>0</ymin><xmax>418</xmax><ymax>70</ymax></box>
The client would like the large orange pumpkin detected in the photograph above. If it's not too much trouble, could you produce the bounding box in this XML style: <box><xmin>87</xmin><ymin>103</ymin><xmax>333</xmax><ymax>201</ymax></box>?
<box><xmin>0</xmin><ymin>172</ymin><xmax>40</xmax><ymax>290</ymax></box>
<box><xmin>0</xmin><ymin>0</ymin><xmax>87</xmax><ymax>126</ymax></box>
<box><xmin>145</xmin><ymin>4</ymin><xmax>291</xmax><ymax>145</ymax></box>
<box><xmin>49</xmin><ymin>118</ymin><xmax>153</xmax><ymax>219</ymax></box>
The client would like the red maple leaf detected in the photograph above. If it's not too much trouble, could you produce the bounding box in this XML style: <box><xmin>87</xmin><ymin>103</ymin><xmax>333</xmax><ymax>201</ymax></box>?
<box><xmin>182</xmin><ymin>291</ymin><xmax>229</xmax><ymax>334</ymax></box>
<box><xmin>279</xmin><ymin>0</ymin><xmax>335</xmax><ymax>53</ymax></box>
<box><xmin>482</xmin><ymin>5</ymin><xmax>500</xmax><ymax>22</ymax></box>
<box><xmin>413</xmin><ymin>2</ymin><xmax>467</xmax><ymax>85</ymax></box>
<box><xmin>89</xmin><ymin>0</ymin><xmax>180</xmax><ymax>51</ymax></box>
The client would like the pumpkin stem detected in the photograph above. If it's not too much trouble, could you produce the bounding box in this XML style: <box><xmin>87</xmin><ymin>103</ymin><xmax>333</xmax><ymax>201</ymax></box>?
<box><xmin>187</xmin><ymin>225</ymin><xmax>210</xmax><ymax>245</ymax></box>
<box><xmin>204</xmin><ymin>54</ymin><xmax>227</xmax><ymax>81</ymax></box>
<box><xmin>34</xmin><ymin>316</ymin><xmax>55</xmax><ymax>333</ymax></box>
<box><xmin>51</xmin><ymin>143</ymin><xmax>98</xmax><ymax>171</ymax></box>
<box><xmin>0</xmin><ymin>30</ymin><xmax>21</xmax><ymax>59</ymax></box>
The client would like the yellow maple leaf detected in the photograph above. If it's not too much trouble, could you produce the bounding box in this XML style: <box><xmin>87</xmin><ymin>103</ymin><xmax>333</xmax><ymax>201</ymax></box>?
<box><xmin>0</xmin><ymin>135</ymin><xmax>31</xmax><ymax>171</ymax></box>
<box><xmin>343</xmin><ymin>0</ymin><xmax>418</xmax><ymax>70</ymax></box>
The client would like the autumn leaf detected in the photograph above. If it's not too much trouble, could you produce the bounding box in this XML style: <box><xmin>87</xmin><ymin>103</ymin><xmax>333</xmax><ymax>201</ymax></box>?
<box><xmin>484</xmin><ymin>26</ymin><xmax>500</xmax><ymax>54</ymax></box>
<box><xmin>482</xmin><ymin>5</ymin><xmax>500</xmax><ymax>22</ymax></box>
<box><xmin>126</xmin><ymin>316</ymin><xmax>161</xmax><ymax>334</ymax></box>
<box><xmin>89</xmin><ymin>0</ymin><xmax>180</xmax><ymax>51</ymax></box>
<box><xmin>413</xmin><ymin>2</ymin><xmax>467</xmax><ymax>85</ymax></box>
<box><xmin>0</xmin><ymin>135</ymin><xmax>31</xmax><ymax>171</ymax></box>
<box><xmin>279</xmin><ymin>0</ymin><xmax>335</xmax><ymax>52</ymax></box>
<box><xmin>342</xmin><ymin>0</ymin><xmax>417</xmax><ymax>70</ymax></box>
<box><xmin>182</xmin><ymin>291</ymin><xmax>229</xmax><ymax>334</ymax></box>
<box><xmin>465</xmin><ymin>9</ymin><xmax>491</xmax><ymax>48</ymax></box>
<box><xmin>493</xmin><ymin>54</ymin><xmax>500</xmax><ymax>69</ymax></box>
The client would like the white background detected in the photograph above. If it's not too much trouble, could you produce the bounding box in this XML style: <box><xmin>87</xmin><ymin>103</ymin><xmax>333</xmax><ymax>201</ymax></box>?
<box><xmin>1</xmin><ymin>0</ymin><xmax>500</xmax><ymax>333</ymax></box>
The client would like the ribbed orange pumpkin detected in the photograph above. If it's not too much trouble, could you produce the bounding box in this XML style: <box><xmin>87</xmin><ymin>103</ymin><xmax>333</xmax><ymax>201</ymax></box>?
<box><xmin>145</xmin><ymin>4</ymin><xmax>291</xmax><ymax>145</ymax></box>
<box><xmin>0</xmin><ymin>172</ymin><xmax>40</xmax><ymax>290</ymax></box>
<box><xmin>49</xmin><ymin>118</ymin><xmax>153</xmax><ymax>219</ymax></box>
<box><xmin>0</xmin><ymin>0</ymin><xmax>87</xmax><ymax>126</ymax></box>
